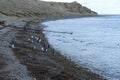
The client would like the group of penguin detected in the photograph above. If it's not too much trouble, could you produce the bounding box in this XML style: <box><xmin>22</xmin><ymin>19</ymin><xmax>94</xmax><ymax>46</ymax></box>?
<box><xmin>11</xmin><ymin>35</ymin><xmax>49</xmax><ymax>54</ymax></box>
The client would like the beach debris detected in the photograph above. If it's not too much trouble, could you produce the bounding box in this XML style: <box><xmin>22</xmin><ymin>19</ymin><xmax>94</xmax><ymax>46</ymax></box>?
<box><xmin>43</xmin><ymin>30</ymin><xmax>73</xmax><ymax>35</ymax></box>
<box><xmin>13</xmin><ymin>27</ymin><xmax>73</xmax><ymax>35</ymax></box>
<box><xmin>52</xmin><ymin>71</ymin><xmax>77</xmax><ymax>80</ymax></box>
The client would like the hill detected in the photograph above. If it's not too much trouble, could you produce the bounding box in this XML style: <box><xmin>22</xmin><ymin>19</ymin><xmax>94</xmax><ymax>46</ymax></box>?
<box><xmin>0</xmin><ymin>0</ymin><xmax>97</xmax><ymax>18</ymax></box>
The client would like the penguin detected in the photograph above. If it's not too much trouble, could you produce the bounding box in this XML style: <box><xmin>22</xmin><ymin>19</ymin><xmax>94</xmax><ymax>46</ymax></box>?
<box><xmin>33</xmin><ymin>46</ymin><xmax>36</xmax><ymax>50</ymax></box>
<box><xmin>11</xmin><ymin>44</ymin><xmax>15</xmax><ymax>48</ymax></box>
<box><xmin>31</xmin><ymin>35</ymin><xmax>34</xmax><ymax>39</ymax></box>
<box><xmin>28</xmin><ymin>38</ymin><xmax>31</xmax><ymax>41</ymax></box>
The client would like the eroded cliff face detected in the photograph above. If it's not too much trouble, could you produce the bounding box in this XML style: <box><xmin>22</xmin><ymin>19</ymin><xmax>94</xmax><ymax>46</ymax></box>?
<box><xmin>48</xmin><ymin>1</ymin><xmax>97</xmax><ymax>16</ymax></box>
<box><xmin>0</xmin><ymin>0</ymin><xmax>97</xmax><ymax>18</ymax></box>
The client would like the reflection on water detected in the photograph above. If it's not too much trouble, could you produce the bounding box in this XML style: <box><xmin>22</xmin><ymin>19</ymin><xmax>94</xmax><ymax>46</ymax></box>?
<box><xmin>43</xmin><ymin>15</ymin><xmax>120</xmax><ymax>80</ymax></box>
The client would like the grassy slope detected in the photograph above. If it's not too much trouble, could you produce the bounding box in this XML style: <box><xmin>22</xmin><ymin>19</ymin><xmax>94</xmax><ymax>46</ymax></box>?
<box><xmin>0</xmin><ymin>0</ymin><xmax>97</xmax><ymax>18</ymax></box>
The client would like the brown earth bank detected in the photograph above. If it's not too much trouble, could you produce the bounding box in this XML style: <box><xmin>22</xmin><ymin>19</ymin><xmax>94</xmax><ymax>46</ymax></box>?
<box><xmin>0</xmin><ymin>0</ymin><xmax>97</xmax><ymax>18</ymax></box>
<box><xmin>0</xmin><ymin>18</ymin><xmax>105</xmax><ymax>80</ymax></box>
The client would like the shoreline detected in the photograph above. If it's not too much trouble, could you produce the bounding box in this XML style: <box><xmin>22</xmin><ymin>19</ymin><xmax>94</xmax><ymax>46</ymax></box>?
<box><xmin>0</xmin><ymin>17</ymin><xmax>105</xmax><ymax>80</ymax></box>
<box><xmin>41</xmin><ymin>17</ymin><xmax>106</xmax><ymax>80</ymax></box>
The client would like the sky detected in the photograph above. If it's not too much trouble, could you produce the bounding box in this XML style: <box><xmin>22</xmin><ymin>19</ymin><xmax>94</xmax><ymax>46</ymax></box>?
<box><xmin>42</xmin><ymin>0</ymin><xmax>120</xmax><ymax>14</ymax></box>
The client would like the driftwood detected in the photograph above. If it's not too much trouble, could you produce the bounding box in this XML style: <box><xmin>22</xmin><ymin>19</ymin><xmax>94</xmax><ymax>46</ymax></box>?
<box><xmin>14</xmin><ymin>26</ymin><xmax>73</xmax><ymax>35</ymax></box>
<box><xmin>42</xmin><ymin>30</ymin><xmax>73</xmax><ymax>34</ymax></box>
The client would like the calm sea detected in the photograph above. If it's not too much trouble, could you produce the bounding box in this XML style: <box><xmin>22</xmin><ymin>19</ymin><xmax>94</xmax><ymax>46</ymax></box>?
<box><xmin>43</xmin><ymin>15</ymin><xmax>120</xmax><ymax>80</ymax></box>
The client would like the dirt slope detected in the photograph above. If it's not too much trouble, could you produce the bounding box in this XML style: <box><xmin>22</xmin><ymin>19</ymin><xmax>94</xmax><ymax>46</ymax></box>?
<box><xmin>0</xmin><ymin>0</ymin><xmax>97</xmax><ymax>18</ymax></box>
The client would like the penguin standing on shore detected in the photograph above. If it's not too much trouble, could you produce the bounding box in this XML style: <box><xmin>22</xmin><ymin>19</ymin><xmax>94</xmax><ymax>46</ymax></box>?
<box><xmin>31</xmin><ymin>35</ymin><xmax>34</xmax><ymax>39</ymax></box>
<box><xmin>11</xmin><ymin>44</ymin><xmax>15</xmax><ymax>48</ymax></box>
<box><xmin>36</xmin><ymin>36</ymin><xmax>41</xmax><ymax>43</ymax></box>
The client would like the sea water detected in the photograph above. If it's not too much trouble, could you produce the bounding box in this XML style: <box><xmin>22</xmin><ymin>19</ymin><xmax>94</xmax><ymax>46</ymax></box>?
<box><xmin>42</xmin><ymin>15</ymin><xmax>120</xmax><ymax>80</ymax></box>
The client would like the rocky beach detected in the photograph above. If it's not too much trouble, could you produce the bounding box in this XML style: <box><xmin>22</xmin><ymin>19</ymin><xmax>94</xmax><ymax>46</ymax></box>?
<box><xmin>0</xmin><ymin>17</ymin><xmax>106</xmax><ymax>80</ymax></box>
<box><xmin>0</xmin><ymin>0</ymin><xmax>105</xmax><ymax>80</ymax></box>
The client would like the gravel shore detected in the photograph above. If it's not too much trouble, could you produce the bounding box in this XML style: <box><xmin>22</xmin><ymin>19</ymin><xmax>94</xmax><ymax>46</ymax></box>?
<box><xmin>0</xmin><ymin>18</ymin><xmax>105</xmax><ymax>80</ymax></box>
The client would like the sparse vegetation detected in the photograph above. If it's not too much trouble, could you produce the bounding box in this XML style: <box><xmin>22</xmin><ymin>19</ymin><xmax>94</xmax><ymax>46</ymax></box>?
<box><xmin>0</xmin><ymin>0</ymin><xmax>97</xmax><ymax>18</ymax></box>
